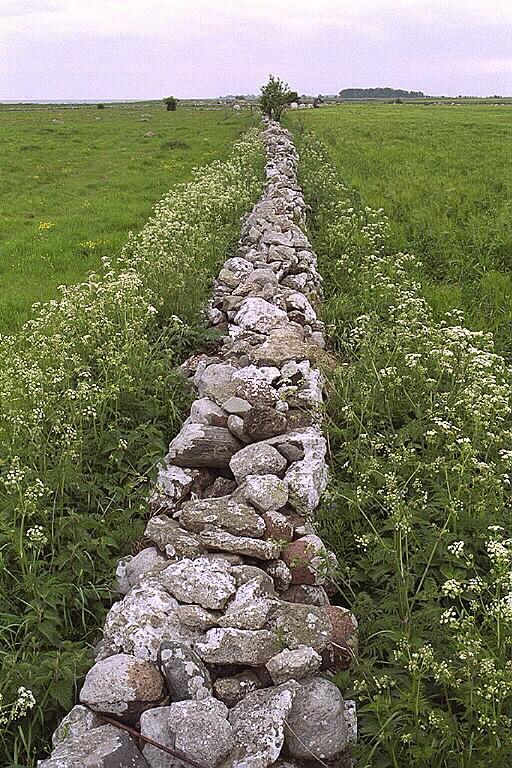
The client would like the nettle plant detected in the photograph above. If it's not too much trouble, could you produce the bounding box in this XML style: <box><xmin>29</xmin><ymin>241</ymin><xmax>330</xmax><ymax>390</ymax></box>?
<box><xmin>296</xmin><ymin>130</ymin><xmax>512</xmax><ymax>767</ymax></box>
<box><xmin>0</xmin><ymin>129</ymin><xmax>264</xmax><ymax>766</ymax></box>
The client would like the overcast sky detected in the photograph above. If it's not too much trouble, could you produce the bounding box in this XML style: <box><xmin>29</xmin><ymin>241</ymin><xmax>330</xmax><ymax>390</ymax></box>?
<box><xmin>1</xmin><ymin>0</ymin><xmax>511</xmax><ymax>100</ymax></box>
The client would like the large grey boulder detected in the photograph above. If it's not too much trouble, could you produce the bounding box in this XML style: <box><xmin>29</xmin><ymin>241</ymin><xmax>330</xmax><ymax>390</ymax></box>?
<box><xmin>196</xmin><ymin>363</ymin><xmax>238</xmax><ymax>405</ymax></box>
<box><xmin>79</xmin><ymin>654</ymin><xmax>166</xmax><ymax>722</ymax></box>
<box><xmin>195</xmin><ymin>628</ymin><xmax>279</xmax><ymax>666</ymax></box>
<box><xmin>158</xmin><ymin>641</ymin><xmax>212</xmax><ymax>701</ymax></box>
<box><xmin>160</xmin><ymin>557</ymin><xmax>236</xmax><ymax>610</ymax></box>
<box><xmin>140</xmin><ymin>700</ymin><xmax>232</xmax><ymax>768</ymax></box>
<box><xmin>39</xmin><ymin>725</ymin><xmax>149</xmax><ymax>768</ymax></box>
<box><xmin>229</xmin><ymin>682</ymin><xmax>299</xmax><ymax>768</ymax></box>
<box><xmin>284</xmin><ymin>677</ymin><xmax>349</xmax><ymax>759</ymax></box>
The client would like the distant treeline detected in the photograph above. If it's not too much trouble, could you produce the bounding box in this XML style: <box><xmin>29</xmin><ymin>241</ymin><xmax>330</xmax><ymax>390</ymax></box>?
<box><xmin>339</xmin><ymin>88</ymin><xmax>426</xmax><ymax>99</ymax></box>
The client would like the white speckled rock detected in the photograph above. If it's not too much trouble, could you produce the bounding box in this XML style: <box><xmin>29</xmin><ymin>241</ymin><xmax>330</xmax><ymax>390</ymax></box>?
<box><xmin>40</xmin><ymin>725</ymin><xmax>149</xmax><ymax>768</ymax></box>
<box><xmin>175</xmin><ymin>604</ymin><xmax>220</xmax><ymax>630</ymax></box>
<box><xmin>160</xmin><ymin>557</ymin><xmax>236</xmax><ymax>610</ymax></box>
<box><xmin>198</xmin><ymin>529</ymin><xmax>281</xmax><ymax>560</ymax></box>
<box><xmin>241</xmin><ymin>474</ymin><xmax>288</xmax><ymax>513</ymax></box>
<box><xmin>234</xmin><ymin>298</ymin><xmax>288</xmax><ymax>335</ymax></box>
<box><xmin>97</xmin><ymin>583</ymin><xmax>201</xmax><ymax>662</ymax></box>
<box><xmin>230</xmin><ymin>444</ymin><xmax>287</xmax><ymax>483</ymax></box>
<box><xmin>284</xmin><ymin>678</ymin><xmax>349</xmax><ymax>759</ymax></box>
<box><xmin>268</xmin><ymin>601</ymin><xmax>332</xmax><ymax>652</ymax></box>
<box><xmin>196</xmin><ymin>363</ymin><xmax>238</xmax><ymax>404</ymax></box>
<box><xmin>140</xmin><ymin>700</ymin><xmax>232</xmax><ymax>768</ymax></box>
<box><xmin>219</xmin><ymin>578</ymin><xmax>278</xmax><ymax>630</ymax></box>
<box><xmin>284</xmin><ymin>430</ymin><xmax>328</xmax><ymax>514</ymax></box>
<box><xmin>144</xmin><ymin>515</ymin><xmax>205</xmax><ymax>559</ymax></box>
<box><xmin>229</xmin><ymin>682</ymin><xmax>300</xmax><ymax>768</ymax></box>
<box><xmin>180</xmin><ymin>496</ymin><xmax>265</xmax><ymax>537</ymax></box>
<box><xmin>79</xmin><ymin>654</ymin><xmax>166</xmax><ymax>722</ymax></box>
<box><xmin>116</xmin><ymin>548</ymin><xmax>167</xmax><ymax>595</ymax></box>
<box><xmin>51</xmin><ymin>705</ymin><xmax>103</xmax><ymax>748</ymax></box>
<box><xmin>266</xmin><ymin>645</ymin><xmax>322</xmax><ymax>684</ymax></box>
<box><xmin>195</xmin><ymin>628</ymin><xmax>279</xmax><ymax>666</ymax></box>
<box><xmin>158</xmin><ymin>641</ymin><xmax>212</xmax><ymax>701</ymax></box>
<box><xmin>152</xmin><ymin>464</ymin><xmax>193</xmax><ymax>509</ymax></box>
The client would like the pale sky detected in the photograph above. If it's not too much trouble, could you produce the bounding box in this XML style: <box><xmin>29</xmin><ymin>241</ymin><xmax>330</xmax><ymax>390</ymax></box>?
<box><xmin>1</xmin><ymin>0</ymin><xmax>511</xmax><ymax>100</ymax></box>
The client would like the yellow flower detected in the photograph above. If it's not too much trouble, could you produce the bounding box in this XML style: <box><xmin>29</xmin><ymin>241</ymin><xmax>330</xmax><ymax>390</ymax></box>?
<box><xmin>38</xmin><ymin>221</ymin><xmax>56</xmax><ymax>231</ymax></box>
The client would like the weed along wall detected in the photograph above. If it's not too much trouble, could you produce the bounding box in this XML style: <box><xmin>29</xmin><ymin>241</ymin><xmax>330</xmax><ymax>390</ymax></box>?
<box><xmin>38</xmin><ymin>122</ymin><xmax>358</xmax><ymax>767</ymax></box>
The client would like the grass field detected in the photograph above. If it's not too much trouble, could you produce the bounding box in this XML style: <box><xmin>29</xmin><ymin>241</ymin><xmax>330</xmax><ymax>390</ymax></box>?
<box><xmin>0</xmin><ymin>104</ymin><xmax>251</xmax><ymax>333</ymax></box>
<box><xmin>289</xmin><ymin>104</ymin><xmax>512</xmax><ymax>356</ymax></box>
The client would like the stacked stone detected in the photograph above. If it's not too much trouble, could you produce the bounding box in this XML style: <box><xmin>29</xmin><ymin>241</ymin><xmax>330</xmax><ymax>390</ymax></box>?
<box><xmin>39</xmin><ymin>122</ymin><xmax>358</xmax><ymax>768</ymax></box>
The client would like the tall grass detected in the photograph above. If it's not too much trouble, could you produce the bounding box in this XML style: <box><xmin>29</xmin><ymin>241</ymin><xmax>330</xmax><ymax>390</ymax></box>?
<box><xmin>0</xmin><ymin>129</ymin><xmax>264</xmax><ymax>767</ymax></box>
<box><xmin>296</xmin><ymin>129</ymin><xmax>512</xmax><ymax>768</ymax></box>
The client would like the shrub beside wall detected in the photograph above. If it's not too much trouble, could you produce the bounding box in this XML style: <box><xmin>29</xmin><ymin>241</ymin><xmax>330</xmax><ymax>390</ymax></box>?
<box><xmin>0</xmin><ymin>129</ymin><xmax>263</xmax><ymax>766</ymax></box>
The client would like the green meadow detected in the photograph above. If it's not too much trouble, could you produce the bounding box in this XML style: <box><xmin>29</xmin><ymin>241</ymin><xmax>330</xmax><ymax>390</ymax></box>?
<box><xmin>289</xmin><ymin>103</ymin><xmax>512</xmax><ymax>356</ymax></box>
<box><xmin>0</xmin><ymin>105</ymin><xmax>250</xmax><ymax>333</ymax></box>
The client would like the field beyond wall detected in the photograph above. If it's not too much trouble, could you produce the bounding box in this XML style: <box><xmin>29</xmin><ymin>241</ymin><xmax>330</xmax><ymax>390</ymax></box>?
<box><xmin>288</xmin><ymin>103</ymin><xmax>512</xmax><ymax>356</ymax></box>
<box><xmin>0</xmin><ymin>104</ymin><xmax>251</xmax><ymax>333</ymax></box>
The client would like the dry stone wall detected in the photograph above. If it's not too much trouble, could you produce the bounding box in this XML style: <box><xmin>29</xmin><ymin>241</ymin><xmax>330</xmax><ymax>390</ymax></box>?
<box><xmin>39</xmin><ymin>122</ymin><xmax>358</xmax><ymax>768</ymax></box>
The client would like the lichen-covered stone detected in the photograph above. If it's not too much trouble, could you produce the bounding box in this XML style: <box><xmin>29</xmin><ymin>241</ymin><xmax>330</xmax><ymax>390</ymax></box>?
<box><xmin>167</xmin><ymin>424</ymin><xmax>242</xmax><ymax>469</ymax></box>
<box><xmin>140</xmin><ymin>700</ymin><xmax>232</xmax><ymax>768</ymax></box>
<box><xmin>116</xmin><ymin>548</ymin><xmax>167</xmax><ymax>595</ymax></box>
<box><xmin>79</xmin><ymin>654</ymin><xmax>166</xmax><ymax>722</ymax></box>
<box><xmin>230</xmin><ymin>443</ymin><xmax>287</xmax><ymax>483</ymax></box>
<box><xmin>51</xmin><ymin>705</ymin><xmax>103</xmax><ymax>748</ymax></box>
<box><xmin>195</xmin><ymin>628</ymin><xmax>279</xmax><ymax>666</ymax></box>
<box><xmin>144</xmin><ymin>515</ymin><xmax>205</xmax><ymax>559</ymax></box>
<box><xmin>243</xmin><ymin>406</ymin><xmax>287</xmax><ymax>440</ymax></box>
<box><xmin>180</xmin><ymin>496</ymin><xmax>265</xmax><ymax>537</ymax></box>
<box><xmin>229</xmin><ymin>682</ymin><xmax>299</xmax><ymax>768</ymax></box>
<box><xmin>284</xmin><ymin>678</ymin><xmax>349</xmax><ymax>759</ymax></box>
<box><xmin>98</xmin><ymin>583</ymin><xmax>201</xmax><ymax>662</ymax></box>
<box><xmin>266</xmin><ymin>645</ymin><xmax>322</xmax><ymax>684</ymax></box>
<box><xmin>219</xmin><ymin>578</ymin><xmax>278</xmax><ymax>630</ymax></box>
<box><xmin>234</xmin><ymin>297</ymin><xmax>288</xmax><ymax>335</ymax></box>
<box><xmin>160</xmin><ymin>557</ymin><xmax>236</xmax><ymax>610</ymax></box>
<box><xmin>199</xmin><ymin>529</ymin><xmax>281</xmax><ymax>560</ymax></box>
<box><xmin>268</xmin><ymin>602</ymin><xmax>332</xmax><ymax>652</ymax></box>
<box><xmin>158</xmin><ymin>641</ymin><xmax>212</xmax><ymax>701</ymax></box>
<box><xmin>40</xmin><ymin>725</ymin><xmax>149</xmax><ymax>768</ymax></box>
<box><xmin>241</xmin><ymin>474</ymin><xmax>288</xmax><ymax>512</ymax></box>
<box><xmin>175</xmin><ymin>604</ymin><xmax>220</xmax><ymax>631</ymax></box>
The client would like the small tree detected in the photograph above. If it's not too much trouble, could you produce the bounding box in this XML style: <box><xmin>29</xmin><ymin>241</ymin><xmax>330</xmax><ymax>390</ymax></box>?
<box><xmin>259</xmin><ymin>75</ymin><xmax>296</xmax><ymax>121</ymax></box>
<box><xmin>163</xmin><ymin>96</ymin><xmax>177</xmax><ymax>112</ymax></box>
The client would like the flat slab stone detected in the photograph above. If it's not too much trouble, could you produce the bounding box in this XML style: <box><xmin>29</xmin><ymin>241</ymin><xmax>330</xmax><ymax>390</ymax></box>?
<box><xmin>199</xmin><ymin>529</ymin><xmax>281</xmax><ymax>560</ymax></box>
<box><xmin>234</xmin><ymin>298</ymin><xmax>288</xmax><ymax>335</ymax></box>
<box><xmin>167</xmin><ymin>424</ymin><xmax>242</xmax><ymax>469</ymax></box>
<box><xmin>266</xmin><ymin>645</ymin><xmax>322</xmax><ymax>684</ymax></box>
<box><xmin>144</xmin><ymin>515</ymin><xmax>205</xmax><ymax>559</ymax></box>
<box><xmin>180</xmin><ymin>496</ymin><xmax>265</xmax><ymax>537</ymax></box>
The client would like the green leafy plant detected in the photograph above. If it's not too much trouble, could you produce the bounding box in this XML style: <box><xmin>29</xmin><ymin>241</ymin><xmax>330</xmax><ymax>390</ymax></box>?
<box><xmin>163</xmin><ymin>96</ymin><xmax>178</xmax><ymax>112</ymax></box>
<box><xmin>259</xmin><ymin>75</ymin><xmax>297</xmax><ymax>122</ymax></box>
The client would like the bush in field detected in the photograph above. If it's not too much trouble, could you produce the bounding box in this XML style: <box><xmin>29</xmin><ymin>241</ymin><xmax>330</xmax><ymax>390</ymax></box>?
<box><xmin>259</xmin><ymin>75</ymin><xmax>297</xmax><ymax>122</ymax></box>
<box><xmin>163</xmin><ymin>96</ymin><xmax>177</xmax><ymax>111</ymax></box>
<box><xmin>97</xmin><ymin>103</ymin><xmax>105</xmax><ymax>109</ymax></box>
<box><xmin>297</xmin><ymin>130</ymin><xmax>512</xmax><ymax>767</ymax></box>
<box><xmin>0</xmin><ymin>129</ymin><xmax>263</xmax><ymax>765</ymax></box>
